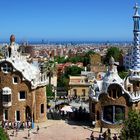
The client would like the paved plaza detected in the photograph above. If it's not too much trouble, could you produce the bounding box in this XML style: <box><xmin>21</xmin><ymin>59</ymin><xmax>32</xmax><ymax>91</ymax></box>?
<box><xmin>8</xmin><ymin>120</ymin><xmax>121</xmax><ymax>140</ymax></box>
<box><xmin>8</xmin><ymin>120</ymin><xmax>92</xmax><ymax>140</ymax></box>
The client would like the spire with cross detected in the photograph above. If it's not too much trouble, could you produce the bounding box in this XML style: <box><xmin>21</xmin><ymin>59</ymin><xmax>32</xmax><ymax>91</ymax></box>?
<box><xmin>131</xmin><ymin>3</ymin><xmax>140</xmax><ymax>70</ymax></box>
<box><xmin>134</xmin><ymin>3</ymin><xmax>140</xmax><ymax>17</ymax></box>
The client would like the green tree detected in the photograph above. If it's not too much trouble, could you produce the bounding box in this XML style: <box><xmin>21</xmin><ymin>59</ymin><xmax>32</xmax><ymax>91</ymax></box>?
<box><xmin>0</xmin><ymin>127</ymin><xmax>9</xmax><ymax>140</ymax></box>
<box><xmin>120</xmin><ymin>110</ymin><xmax>140</xmax><ymax>140</ymax></box>
<box><xmin>41</xmin><ymin>60</ymin><xmax>57</xmax><ymax>100</ymax></box>
<box><xmin>118</xmin><ymin>71</ymin><xmax>128</xmax><ymax>79</ymax></box>
<box><xmin>46</xmin><ymin>85</ymin><xmax>54</xmax><ymax>97</ymax></box>
<box><xmin>54</xmin><ymin>56</ymin><xmax>67</xmax><ymax>63</ymax></box>
<box><xmin>83</xmin><ymin>50</ymin><xmax>95</xmax><ymax>66</ymax></box>
<box><xmin>64</xmin><ymin>66</ymin><xmax>84</xmax><ymax>78</ymax></box>
<box><xmin>43</xmin><ymin>60</ymin><xmax>57</xmax><ymax>87</ymax></box>
<box><xmin>57</xmin><ymin>66</ymin><xmax>84</xmax><ymax>92</ymax></box>
<box><xmin>104</xmin><ymin>47</ymin><xmax>121</xmax><ymax>64</ymax></box>
<box><xmin>67</xmin><ymin>56</ymin><xmax>83</xmax><ymax>63</ymax></box>
<box><xmin>54</xmin><ymin>50</ymin><xmax>95</xmax><ymax>66</ymax></box>
<box><xmin>57</xmin><ymin>75</ymin><xmax>69</xmax><ymax>90</ymax></box>
<box><xmin>85</xmin><ymin>50</ymin><xmax>95</xmax><ymax>57</ymax></box>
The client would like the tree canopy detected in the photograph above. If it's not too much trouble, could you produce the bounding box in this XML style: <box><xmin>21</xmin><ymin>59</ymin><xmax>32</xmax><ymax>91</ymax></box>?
<box><xmin>57</xmin><ymin>75</ymin><xmax>69</xmax><ymax>89</ymax></box>
<box><xmin>118</xmin><ymin>71</ymin><xmax>128</xmax><ymax>79</ymax></box>
<box><xmin>64</xmin><ymin>66</ymin><xmax>84</xmax><ymax>78</ymax></box>
<box><xmin>46</xmin><ymin>85</ymin><xmax>54</xmax><ymax>97</ymax></box>
<box><xmin>120</xmin><ymin>110</ymin><xmax>140</xmax><ymax>140</ymax></box>
<box><xmin>57</xmin><ymin>66</ymin><xmax>84</xmax><ymax>90</ymax></box>
<box><xmin>54</xmin><ymin>50</ymin><xmax>95</xmax><ymax>66</ymax></box>
<box><xmin>104</xmin><ymin>47</ymin><xmax>121</xmax><ymax>64</ymax></box>
<box><xmin>54</xmin><ymin>56</ymin><xmax>67</xmax><ymax>63</ymax></box>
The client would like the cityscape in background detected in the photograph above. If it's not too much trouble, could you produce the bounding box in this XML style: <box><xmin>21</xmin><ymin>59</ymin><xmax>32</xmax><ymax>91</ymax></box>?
<box><xmin>0</xmin><ymin>1</ymin><xmax>140</xmax><ymax>140</ymax></box>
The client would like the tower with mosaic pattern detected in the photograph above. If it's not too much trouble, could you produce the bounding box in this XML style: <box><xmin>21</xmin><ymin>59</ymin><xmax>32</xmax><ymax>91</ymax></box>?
<box><xmin>130</xmin><ymin>3</ymin><xmax>140</xmax><ymax>81</ymax></box>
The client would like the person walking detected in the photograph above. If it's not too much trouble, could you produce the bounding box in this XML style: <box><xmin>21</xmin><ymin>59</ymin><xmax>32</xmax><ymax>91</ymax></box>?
<box><xmin>98</xmin><ymin>134</ymin><xmax>103</xmax><ymax>140</ymax></box>
<box><xmin>102</xmin><ymin>131</ymin><xmax>107</xmax><ymax>140</ymax></box>
<box><xmin>90</xmin><ymin>131</ymin><xmax>95</xmax><ymax>140</ymax></box>
<box><xmin>37</xmin><ymin>125</ymin><xmax>39</xmax><ymax>134</ymax></box>
<box><xmin>113</xmin><ymin>134</ymin><xmax>118</xmax><ymax>140</ymax></box>
<box><xmin>106</xmin><ymin>128</ymin><xmax>111</xmax><ymax>140</ymax></box>
<box><xmin>28</xmin><ymin>128</ymin><xmax>31</xmax><ymax>139</ymax></box>
<box><xmin>11</xmin><ymin>130</ymin><xmax>14</xmax><ymax>136</ymax></box>
<box><xmin>15</xmin><ymin>128</ymin><xmax>18</xmax><ymax>137</ymax></box>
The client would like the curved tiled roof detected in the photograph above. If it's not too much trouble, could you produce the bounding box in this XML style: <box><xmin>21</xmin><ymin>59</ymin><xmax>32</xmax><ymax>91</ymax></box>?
<box><xmin>0</xmin><ymin>41</ymin><xmax>48</xmax><ymax>89</ymax></box>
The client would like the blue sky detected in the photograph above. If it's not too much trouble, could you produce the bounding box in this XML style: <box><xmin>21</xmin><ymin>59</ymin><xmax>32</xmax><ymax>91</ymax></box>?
<box><xmin>0</xmin><ymin>0</ymin><xmax>138</xmax><ymax>42</ymax></box>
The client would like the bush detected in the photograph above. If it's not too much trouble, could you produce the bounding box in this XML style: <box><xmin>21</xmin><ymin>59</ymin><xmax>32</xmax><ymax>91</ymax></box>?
<box><xmin>120</xmin><ymin>110</ymin><xmax>140</xmax><ymax>140</ymax></box>
<box><xmin>0</xmin><ymin>127</ymin><xmax>9</xmax><ymax>140</ymax></box>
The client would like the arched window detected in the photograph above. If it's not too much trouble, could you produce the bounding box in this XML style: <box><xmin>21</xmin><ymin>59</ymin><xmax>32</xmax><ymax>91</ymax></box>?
<box><xmin>103</xmin><ymin>105</ymin><xmax>125</xmax><ymax>124</ymax></box>
<box><xmin>128</xmin><ymin>87</ymin><xmax>131</xmax><ymax>91</ymax></box>
<box><xmin>1</xmin><ymin>63</ymin><xmax>12</xmax><ymax>73</ymax></box>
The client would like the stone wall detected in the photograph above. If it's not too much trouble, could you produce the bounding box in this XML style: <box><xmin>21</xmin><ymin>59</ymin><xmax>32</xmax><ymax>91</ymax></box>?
<box><xmin>35</xmin><ymin>87</ymin><xmax>47</xmax><ymax>122</ymax></box>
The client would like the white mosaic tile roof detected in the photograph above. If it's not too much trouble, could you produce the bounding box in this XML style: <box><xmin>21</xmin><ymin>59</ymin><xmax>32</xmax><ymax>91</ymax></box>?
<box><xmin>0</xmin><ymin>42</ymin><xmax>48</xmax><ymax>89</ymax></box>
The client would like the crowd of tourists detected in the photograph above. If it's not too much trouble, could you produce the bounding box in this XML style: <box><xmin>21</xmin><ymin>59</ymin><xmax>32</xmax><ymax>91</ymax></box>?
<box><xmin>1</xmin><ymin>120</ymin><xmax>32</xmax><ymax>130</ymax></box>
<box><xmin>90</xmin><ymin>128</ymin><xmax>119</xmax><ymax>140</ymax></box>
<box><xmin>1</xmin><ymin>120</ymin><xmax>40</xmax><ymax>139</ymax></box>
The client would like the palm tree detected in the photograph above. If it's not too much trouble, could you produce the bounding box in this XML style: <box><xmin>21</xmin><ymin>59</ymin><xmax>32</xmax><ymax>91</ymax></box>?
<box><xmin>43</xmin><ymin>60</ymin><xmax>57</xmax><ymax>99</ymax></box>
<box><xmin>46</xmin><ymin>60</ymin><xmax>57</xmax><ymax>86</ymax></box>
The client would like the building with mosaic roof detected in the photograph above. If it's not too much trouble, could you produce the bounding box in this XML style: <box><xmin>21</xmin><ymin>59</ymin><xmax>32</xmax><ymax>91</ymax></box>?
<box><xmin>0</xmin><ymin>35</ymin><xmax>48</xmax><ymax>123</ymax></box>
<box><xmin>89</xmin><ymin>3</ymin><xmax>140</xmax><ymax>128</ymax></box>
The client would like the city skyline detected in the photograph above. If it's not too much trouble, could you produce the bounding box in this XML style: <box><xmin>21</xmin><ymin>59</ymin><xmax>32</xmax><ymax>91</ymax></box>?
<box><xmin>0</xmin><ymin>0</ymin><xmax>138</xmax><ymax>42</ymax></box>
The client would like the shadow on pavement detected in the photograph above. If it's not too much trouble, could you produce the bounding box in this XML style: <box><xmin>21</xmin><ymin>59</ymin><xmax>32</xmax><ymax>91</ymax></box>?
<box><xmin>67</xmin><ymin>120</ymin><xmax>100</xmax><ymax>139</ymax></box>
<box><xmin>32</xmin><ymin>132</ymin><xmax>37</xmax><ymax>134</ymax></box>
<box><xmin>67</xmin><ymin>120</ymin><xmax>92</xmax><ymax>128</ymax></box>
<box><xmin>23</xmin><ymin>136</ymin><xmax>28</xmax><ymax>139</ymax></box>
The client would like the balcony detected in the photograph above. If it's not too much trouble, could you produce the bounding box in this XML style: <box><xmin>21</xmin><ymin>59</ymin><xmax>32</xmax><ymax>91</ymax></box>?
<box><xmin>3</xmin><ymin>101</ymin><xmax>12</xmax><ymax>107</ymax></box>
<box><xmin>2</xmin><ymin>87</ymin><xmax>12</xmax><ymax>107</ymax></box>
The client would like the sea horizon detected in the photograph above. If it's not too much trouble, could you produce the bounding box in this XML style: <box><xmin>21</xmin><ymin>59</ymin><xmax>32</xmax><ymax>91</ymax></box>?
<box><xmin>0</xmin><ymin>39</ymin><xmax>133</xmax><ymax>46</ymax></box>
